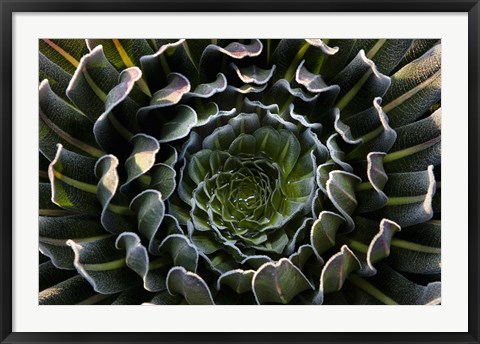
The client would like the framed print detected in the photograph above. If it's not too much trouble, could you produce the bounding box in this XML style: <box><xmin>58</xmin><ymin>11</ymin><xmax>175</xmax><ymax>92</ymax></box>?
<box><xmin>1</xmin><ymin>1</ymin><xmax>479</xmax><ymax>343</ymax></box>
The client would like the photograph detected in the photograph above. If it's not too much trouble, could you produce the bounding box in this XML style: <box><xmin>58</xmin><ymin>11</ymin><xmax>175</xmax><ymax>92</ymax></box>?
<box><xmin>38</xmin><ymin>38</ymin><xmax>442</xmax><ymax>306</ymax></box>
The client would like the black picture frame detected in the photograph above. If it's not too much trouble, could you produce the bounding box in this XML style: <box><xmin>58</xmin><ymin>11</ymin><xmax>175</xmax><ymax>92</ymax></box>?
<box><xmin>1</xmin><ymin>1</ymin><xmax>479</xmax><ymax>343</ymax></box>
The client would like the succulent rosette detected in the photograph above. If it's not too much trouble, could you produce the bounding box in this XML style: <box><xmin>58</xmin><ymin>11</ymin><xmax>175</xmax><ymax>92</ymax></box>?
<box><xmin>39</xmin><ymin>39</ymin><xmax>441</xmax><ymax>305</ymax></box>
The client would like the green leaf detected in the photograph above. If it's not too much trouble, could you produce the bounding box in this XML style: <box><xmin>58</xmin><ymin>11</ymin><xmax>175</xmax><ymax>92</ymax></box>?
<box><xmin>140</xmin><ymin>40</ymin><xmax>199</xmax><ymax>93</ymax></box>
<box><xmin>38</xmin><ymin>39</ymin><xmax>88</xmax><ymax>100</ymax></box>
<box><xmin>252</xmin><ymin>258</ymin><xmax>314</xmax><ymax>304</ymax></box>
<box><xmin>393</xmin><ymin>39</ymin><xmax>440</xmax><ymax>73</ymax></box>
<box><xmin>67</xmin><ymin>45</ymin><xmax>120</xmax><ymax>121</ymax></box>
<box><xmin>289</xmin><ymin>245</ymin><xmax>316</xmax><ymax>270</ymax></box>
<box><xmin>202</xmin><ymin>125</ymin><xmax>236</xmax><ymax>152</ymax></box>
<box><xmin>256</xmin><ymin>230</ymin><xmax>289</xmax><ymax>254</ymax></box>
<box><xmin>340</xmin><ymin>217</ymin><xmax>400</xmax><ymax>276</ymax></box>
<box><xmin>231</xmin><ymin>63</ymin><xmax>276</xmax><ymax>85</ymax></box>
<box><xmin>365</xmin><ymin>219</ymin><xmax>401</xmax><ymax>274</ymax></box>
<box><xmin>116</xmin><ymin>232</ymin><xmax>168</xmax><ymax>292</ymax></box>
<box><xmin>199</xmin><ymin>39</ymin><xmax>263</xmax><ymax>82</ymax></box>
<box><xmin>241</xmin><ymin>255</ymin><xmax>274</xmax><ymax>270</ymax></box>
<box><xmin>288</xmin><ymin>136</ymin><xmax>319</xmax><ymax>184</ymax></box>
<box><xmin>267</xmin><ymin>79</ymin><xmax>318</xmax><ymax>117</ymax></box>
<box><xmin>317</xmin><ymin>245</ymin><xmax>361</xmax><ymax>301</ymax></box>
<box><xmin>121</xmin><ymin>134</ymin><xmax>159</xmax><ymax>192</ymax></box>
<box><xmin>285</xmin><ymin>217</ymin><xmax>312</xmax><ymax>250</ymax></box>
<box><xmin>315</xmin><ymin>39</ymin><xmax>357</xmax><ymax>81</ymax></box>
<box><xmin>217</xmin><ymin>269</ymin><xmax>255</xmax><ymax>294</ymax></box>
<box><xmin>168</xmin><ymin>192</ymin><xmax>192</xmax><ymax>226</ymax></box>
<box><xmin>384</xmin><ymin>109</ymin><xmax>441</xmax><ymax>173</ymax></box>
<box><xmin>196</xmin><ymin>105</ymin><xmax>237</xmax><ymax>131</ymax></box>
<box><xmin>86</xmin><ymin>39</ymin><xmax>154</xmax><ymax>97</ymax></box>
<box><xmin>326</xmin><ymin>133</ymin><xmax>353</xmax><ymax>172</ymax></box>
<box><xmin>187</xmin><ymin>149</ymin><xmax>214</xmax><ymax>185</ymax></box>
<box><xmin>159</xmin><ymin>234</ymin><xmax>199</xmax><ymax>272</ymax></box>
<box><xmin>129</xmin><ymin>190</ymin><xmax>166</xmax><ymax>255</ymax></box>
<box><xmin>272</xmin><ymin>39</ymin><xmax>311</xmax><ymax>82</ymax></box>
<box><xmin>386</xmin><ymin>221</ymin><xmax>441</xmax><ymax>274</ymax></box>
<box><xmin>365</xmin><ymin>152</ymin><xmax>388</xmax><ymax>189</ymax></box>
<box><xmin>382</xmin><ymin>44</ymin><xmax>441</xmax><ymax>127</ymax></box>
<box><xmin>355</xmin><ymin>152</ymin><xmax>389</xmax><ymax>213</ymax></box>
<box><xmin>188</xmin><ymin>105</ymin><xmax>236</xmax><ymax>135</ymax></box>
<box><xmin>316</xmin><ymin>162</ymin><xmax>337</xmax><ymax>193</ymax></box>
<box><xmin>39</xmin><ymin>79</ymin><xmax>104</xmax><ymax>160</ymax></box>
<box><xmin>346</xmin><ymin>263</ymin><xmax>441</xmax><ymax>305</ymax></box>
<box><xmin>149</xmin><ymin>163</ymin><xmax>177</xmax><ymax>200</ymax></box>
<box><xmin>377</xmin><ymin>165</ymin><xmax>436</xmax><ymax>227</ymax></box>
<box><xmin>272</xmin><ymin>39</ymin><xmax>337</xmax><ymax>82</ymax></box>
<box><xmin>354</xmin><ymin>39</ymin><xmax>413</xmax><ymax>74</ymax></box>
<box><xmin>95</xmin><ymin>154</ymin><xmax>135</xmax><ymax>234</ymax></box>
<box><xmin>305</xmin><ymin>39</ymin><xmax>339</xmax><ymax>54</ymax></box>
<box><xmin>310</xmin><ymin>211</ymin><xmax>345</xmax><ymax>256</ymax></box>
<box><xmin>243</xmin><ymin>97</ymin><xmax>279</xmax><ymax>115</ymax></box>
<box><xmin>159</xmin><ymin>143</ymin><xmax>178</xmax><ymax>168</ymax></box>
<box><xmin>39</xmin><ymin>215</ymin><xmax>111</xmax><ymax>269</ymax></box>
<box><xmin>39</xmin><ymin>260</ymin><xmax>77</xmax><ymax>291</ymax></box>
<box><xmin>295</xmin><ymin>59</ymin><xmax>340</xmax><ymax>95</ymax></box>
<box><xmin>253</xmin><ymin>126</ymin><xmax>282</xmax><ymax>160</ymax></box>
<box><xmin>230</xmin><ymin>83</ymin><xmax>268</xmax><ymax>95</ymax></box>
<box><xmin>139</xmin><ymin>105</ymin><xmax>198</xmax><ymax>143</ymax></box>
<box><xmin>39</xmin><ymin>52</ymin><xmax>72</xmax><ymax>101</ymax></box>
<box><xmin>333</xmin><ymin>49</ymin><xmax>391</xmax><ymax>116</ymax></box>
<box><xmin>93</xmin><ymin>67</ymin><xmax>143</xmax><ymax>159</ymax></box>
<box><xmin>336</xmin><ymin>97</ymin><xmax>397</xmax><ymax>160</ymax></box>
<box><xmin>49</xmin><ymin>144</ymin><xmax>100</xmax><ymax>214</ymax></box>
<box><xmin>228</xmin><ymin>134</ymin><xmax>257</xmax><ymax>156</ymax></box>
<box><xmin>39</xmin><ymin>275</ymin><xmax>98</xmax><ymax>305</ymax></box>
<box><xmin>150</xmin><ymin>73</ymin><xmax>191</xmax><ymax>112</ymax></box>
<box><xmin>67</xmin><ymin>236</ymin><xmax>141</xmax><ymax>294</ymax></box>
<box><xmin>39</xmin><ymin>39</ymin><xmax>88</xmax><ymax>75</ymax></box>
<box><xmin>145</xmin><ymin>290</ymin><xmax>182</xmax><ymax>305</ymax></box>
<box><xmin>277</xmin><ymin>129</ymin><xmax>301</xmax><ymax>176</ymax></box>
<box><xmin>166</xmin><ymin>267</ymin><xmax>215</xmax><ymax>305</ymax></box>
<box><xmin>88</xmin><ymin>39</ymin><xmax>153</xmax><ymax>68</ymax></box>
<box><xmin>288</xmin><ymin>105</ymin><xmax>322</xmax><ymax>132</ymax></box>
<box><xmin>229</xmin><ymin>112</ymin><xmax>262</xmax><ymax>135</ymax></box>
<box><xmin>39</xmin><ymin>182</ymin><xmax>73</xmax><ymax>217</ymax></box>
<box><xmin>326</xmin><ymin>170</ymin><xmax>361</xmax><ymax>231</ymax></box>
<box><xmin>190</xmin><ymin>231</ymin><xmax>224</xmax><ymax>254</ymax></box>
<box><xmin>186</xmin><ymin>73</ymin><xmax>227</xmax><ymax>99</ymax></box>
<box><xmin>161</xmin><ymin>214</ymin><xmax>184</xmax><ymax>237</ymax></box>
<box><xmin>200</xmin><ymin>251</ymin><xmax>238</xmax><ymax>274</ymax></box>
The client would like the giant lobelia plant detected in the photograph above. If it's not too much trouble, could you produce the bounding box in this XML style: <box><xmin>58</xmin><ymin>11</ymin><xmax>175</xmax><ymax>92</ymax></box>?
<box><xmin>39</xmin><ymin>39</ymin><xmax>441</xmax><ymax>305</ymax></box>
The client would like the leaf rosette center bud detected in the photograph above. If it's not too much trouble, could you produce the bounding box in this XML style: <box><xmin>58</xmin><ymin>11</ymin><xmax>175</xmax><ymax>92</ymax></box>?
<box><xmin>178</xmin><ymin>111</ymin><xmax>320</xmax><ymax>254</ymax></box>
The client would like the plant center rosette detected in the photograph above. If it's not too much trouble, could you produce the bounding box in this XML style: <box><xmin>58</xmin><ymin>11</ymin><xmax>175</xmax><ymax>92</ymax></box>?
<box><xmin>179</xmin><ymin>106</ymin><xmax>322</xmax><ymax>255</ymax></box>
